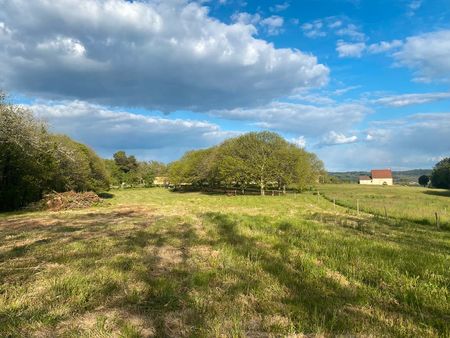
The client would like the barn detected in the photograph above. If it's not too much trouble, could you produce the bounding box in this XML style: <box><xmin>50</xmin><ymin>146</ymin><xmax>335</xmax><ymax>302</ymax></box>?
<box><xmin>359</xmin><ymin>169</ymin><xmax>393</xmax><ymax>185</ymax></box>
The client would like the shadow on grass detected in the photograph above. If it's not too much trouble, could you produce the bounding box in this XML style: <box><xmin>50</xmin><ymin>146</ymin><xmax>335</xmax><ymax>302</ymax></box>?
<box><xmin>202</xmin><ymin>212</ymin><xmax>367</xmax><ymax>334</ymax></box>
<box><xmin>97</xmin><ymin>192</ymin><xmax>115</xmax><ymax>199</ymax></box>
<box><xmin>202</xmin><ymin>212</ymin><xmax>450</xmax><ymax>336</ymax></box>
<box><xmin>422</xmin><ymin>189</ymin><xmax>450</xmax><ymax>197</ymax></box>
<box><xmin>0</xmin><ymin>208</ymin><xmax>209</xmax><ymax>336</ymax></box>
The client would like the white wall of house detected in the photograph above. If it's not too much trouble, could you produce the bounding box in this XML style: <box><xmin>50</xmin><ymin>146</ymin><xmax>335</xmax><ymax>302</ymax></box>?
<box><xmin>359</xmin><ymin>178</ymin><xmax>393</xmax><ymax>185</ymax></box>
<box><xmin>372</xmin><ymin>178</ymin><xmax>393</xmax><ymax>185</ymax></box>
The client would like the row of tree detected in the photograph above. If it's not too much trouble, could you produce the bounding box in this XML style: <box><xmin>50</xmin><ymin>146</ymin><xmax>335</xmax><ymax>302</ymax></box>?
<box><xmin>105</xmin><ymin>151</ymin><xmax>167</xmax><ymax>187</ymax></box>
<box><xmin>419</xmin><ymin>158</ymin><xmax>450</xmax><ymax>189</ymax></box>
<box><xmin>168</xmin><ymin>131</ymin><xmax>325</xmax><ymax>195</ymax></box>
<box><xmin>0</xmin><ymin>94</ymin><xmax>110</xmax><ymax>211</ymax></box>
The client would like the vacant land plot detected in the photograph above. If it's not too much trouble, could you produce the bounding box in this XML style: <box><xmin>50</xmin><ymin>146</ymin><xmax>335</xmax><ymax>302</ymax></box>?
<box><xmin>0</xmin><ymin>188</ymin><xmax>449</xmax><ymax>337</ymax></box>
<box><xmin>320</xmin><ymin>184</ymin><xmax>450</xmax><ymax>230</ymax></box>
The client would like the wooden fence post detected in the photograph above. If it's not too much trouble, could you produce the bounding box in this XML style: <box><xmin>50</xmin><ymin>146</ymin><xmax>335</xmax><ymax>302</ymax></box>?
<box><xmin>357</xmin><ymin>199</ymin><xmax>360</xmax><ymax>215</ymax></box>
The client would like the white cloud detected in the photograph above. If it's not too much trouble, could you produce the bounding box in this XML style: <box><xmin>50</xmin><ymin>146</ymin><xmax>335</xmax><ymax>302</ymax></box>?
<box><xmin>27</xmin><ymin>100</ymin><xmax>237</xmax><ymax>161</ymax></box>
<box><xmin>0</xmin><ymin>0</ymin><xmax>328</xmax><ymax>112</ymax></box>
<box><xmin>321</xmin><ymin>131</ymin><xmax>358</xmax><ymax>145</ymax></box>
<box><xmin>231</xmin><ymin>12</ymin><xmax>261</xmax><ymax>25</ymax></box>
<box><xmin>269</xmin><ymin>2</ymin><xmax>290</xmax><ymax>13</ymax></box>
<box><xmin>407</xmin><ymin>0</ymin><xmax>422</xmax><ymax>16</ymax></box>
<box><xmin>212</xmin><ymin>101</ymin><xmax>370</xmax><ymax>136</ymax></box>
<box><xmin>336</xmin><ymin>41</ymin><xmax>366</xmax><ymax>58</ymax></box>
<box><xmin>336</xmin><ymin>24</ymin><xmax>365</xmax><ymax>41</ymax></box>
<box><xmin>290</xmin><ymin>136</ymin><xmax>306</xmax><ymax>148</ymax></box>
<box><xmin>368</xmin><ymin>40</ymin><xmax>403</xmax><ymax>54</ymax></box>
<box><xmin>260</xmin><ymin>16</ymin><xmax>284</xmax><ymax>36</ymax></box>
<box><xmin>374</xmin><ymin>92</ymin><xmax>450</xmax><ymax>107</ymax></box>
<box><xmin>301</xmin><ymin>20</ymin><xmax>326</xmax><ymax>38</ymax></box>
<box><xmin>394</xmin><ymin>30</ymin><xmax>450</xmax><ymax>82</ymax></box>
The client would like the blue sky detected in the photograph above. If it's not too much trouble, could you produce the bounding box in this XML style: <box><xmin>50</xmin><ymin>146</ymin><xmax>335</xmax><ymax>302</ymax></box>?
<box><xmin>1</xmin><ymin>0</ymin><xmax>449</xmax><ymax>171</ymax></box>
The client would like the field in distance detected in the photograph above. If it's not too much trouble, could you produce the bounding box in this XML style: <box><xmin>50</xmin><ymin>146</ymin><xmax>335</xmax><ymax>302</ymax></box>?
<box><xmin>320</xmin><ymin>184</ymin><xmax>450</xmax><ymax>230</ymax></box>
<box><xmin>0</xmin><ymin>187</ymin><xmax>449</xmax><ymax>337</ymax></box>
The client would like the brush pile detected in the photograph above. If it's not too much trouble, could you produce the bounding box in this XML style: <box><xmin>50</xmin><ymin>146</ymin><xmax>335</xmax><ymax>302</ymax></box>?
<box><xmin>30</xmin><ymin>191</ymin><xmax>101</xmax><ymax>211</ymax></box>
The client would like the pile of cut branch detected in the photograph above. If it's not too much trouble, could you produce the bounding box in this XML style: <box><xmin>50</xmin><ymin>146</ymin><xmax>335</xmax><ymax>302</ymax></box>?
<box><xmin>31</xmin><ymin>191</ymin><xmax>101</xmax><ymax>211</ymax></box>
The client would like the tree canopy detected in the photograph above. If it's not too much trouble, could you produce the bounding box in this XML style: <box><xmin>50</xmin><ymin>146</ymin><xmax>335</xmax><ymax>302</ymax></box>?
<box><xmin>168</xmin><ymin>131</ymin><xmax>325</xmax><ymax>194</ymax></box>
<box><xmin>431</xmin><ymin>158</ymin><xmax>450</xmax><ymax>189</ymax></box>
<box><xmin>418</xmin><ymin>175</ymin><xmax>430</xmax><ymax>187</ymax></box>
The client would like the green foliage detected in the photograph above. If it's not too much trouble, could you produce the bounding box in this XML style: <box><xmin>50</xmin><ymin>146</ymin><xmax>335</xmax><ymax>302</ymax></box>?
<box><xmin>168</xmin><ymin>131</ymin><xmax>325</xmax><ymax>194</ymax></box>
<box><xmin>108</xmin><ymin>151</ymin><xmax>166</xmax><ymax>187</ymax></box>
<box><xmin>0</xmin><ymin>94</ymin><xmax>109</xmax><ymax>211</ymax></box>
<box><xmin>418</xmin><ymin>174</ymin><xmax>430</xmax><ymax>187</ymax></box>
<box><xmin>431</xmin><ymin>158</ymin><xmax>450</xmax><ymax>189</ymax></box>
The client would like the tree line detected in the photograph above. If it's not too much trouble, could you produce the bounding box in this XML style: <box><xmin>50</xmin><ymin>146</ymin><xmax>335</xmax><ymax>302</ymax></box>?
<box><xmin>168</xmin><ymin>131</ymin><xmax>325</xmax><ymax>195</ymax></box>
<box><xmin>0</xmin><ymin>94</ymin><xmax>168</xmax><ymax>211</ymax></box>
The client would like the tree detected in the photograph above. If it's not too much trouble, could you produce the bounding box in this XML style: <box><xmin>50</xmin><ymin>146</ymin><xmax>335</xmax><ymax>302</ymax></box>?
<box><xmin>0</xmin><ymin>92</ymin><xmax>110</xmax><ymax>210</ymax></box>
<box><xmin>113</xmin><ymin>151</ymin><xmax>138</xmax><ymax>173</ymax></box>
<box><xmin>430</xmin><ymin>158</ymin><xmax>450</xmax><ymax>189</ymax></box>
<box><xmin>167</xmin><ymin>131</ymin><xmax>324</xmax><ymax>195</ymax></box>
<box><xmin>418</xmin><ymin>175</ymin><xmax>430</xmax><ymax>187</ymax></box>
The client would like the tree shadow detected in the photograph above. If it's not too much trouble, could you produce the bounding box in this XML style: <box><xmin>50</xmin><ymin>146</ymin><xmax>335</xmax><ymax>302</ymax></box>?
<box><xmin>422</xmin><ymin>189</ymin><xmax>450</xmax><ymax>197</ymax></box>
<box><xmin>201</xmin><ymin>212</ymin><xmax>449</xmax><ymax>336</ymax></box>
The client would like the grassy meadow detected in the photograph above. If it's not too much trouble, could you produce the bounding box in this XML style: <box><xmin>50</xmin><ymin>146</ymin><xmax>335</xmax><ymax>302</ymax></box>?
<box><xmin>0</xmin><ymin>187</ymin><xmax>449</xmax><ymax>337</ymax></box>
<box><xmin>320</xmin><ymin>184</ymin><xmax>450</xmax><ymax>230</ymax></box>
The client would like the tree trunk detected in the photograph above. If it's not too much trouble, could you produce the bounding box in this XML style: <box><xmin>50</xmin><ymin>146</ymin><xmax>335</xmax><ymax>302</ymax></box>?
<box><xmin>260</xmin><ymin>180</ymin><xmax>265</xmax><ymax>196</ymax></box>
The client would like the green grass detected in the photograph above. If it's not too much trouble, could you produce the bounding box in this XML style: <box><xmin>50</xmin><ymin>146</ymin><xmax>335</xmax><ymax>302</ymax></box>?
<box><xmin>320</xmin><ymin>184</ymin><xmax>450</xmax><ymax>230</ymax></box>
<box><xmin>0</xmin><ymin>188</ymin><xmax>449</xmax><ymax>337</ymax></box>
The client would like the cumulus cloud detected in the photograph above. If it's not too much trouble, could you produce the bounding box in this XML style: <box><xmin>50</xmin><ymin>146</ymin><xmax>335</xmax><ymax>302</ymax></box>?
<box><xmin>212</xmin><ymin>101</ymin><xmax>370</xmax><ymax>136</ymax></box>
<box><xmin>320</xmin><ymin>131</ymin><xmax>358</xmax><ymax>146</ymax></box>
<box><xmin>27</xmin><ymin>100</ymin><xmax>237</xmax><ymax>161</ymax></box>
<box><xmin>0</xmin><ymin>0</ymin><xmax>328</xmax><ymax>112</ymax></box>
<box><xmin>394</xmin><ymin>30</ymin><xmax>450</xmax><ymax>82</ymax></box>
<box><xmin>336</xmin><ymin>41</ymin><xmax>366</xmax><ymax>58</ymax></box>
<box><xmin>374</xmin><ymin>92</ymin><xmax>450</xmax><ymax>107</ymax></box>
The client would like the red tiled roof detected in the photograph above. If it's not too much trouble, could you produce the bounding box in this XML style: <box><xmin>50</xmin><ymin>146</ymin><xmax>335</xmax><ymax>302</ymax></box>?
<box><xmin>371</xmin><ymin>169</ymin><xmax>392</xmax><ymax>179</ymax></box>
<box><xmin>359</xmin><ymin>175</ymin><xmax>371</xmax><ymax>180</ymax></box>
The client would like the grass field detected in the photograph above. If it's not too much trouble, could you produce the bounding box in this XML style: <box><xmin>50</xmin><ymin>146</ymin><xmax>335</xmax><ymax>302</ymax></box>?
<box><xmin>0</xmin><ymin>187</ymin><xmax>449</xmax><ymax>337</ymax></box>
<box><xmin>320</xmin><ymin>184</ymin><xmax>450</xmax><ymax>230</ymax></box>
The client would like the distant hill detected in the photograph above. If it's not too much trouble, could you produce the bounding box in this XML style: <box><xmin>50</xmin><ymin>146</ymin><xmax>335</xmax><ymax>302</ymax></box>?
<box><xmin>328</xmin><ymin>169</ymin><xmax>432</xmax><ymax>185</ymax></box>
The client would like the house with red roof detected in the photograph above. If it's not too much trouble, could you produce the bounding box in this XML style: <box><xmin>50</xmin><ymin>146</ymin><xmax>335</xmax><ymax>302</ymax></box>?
<box><xmin>359</xmin><ymin>169</ymin><xmax>393</xmax><ymax>185</ymax></box>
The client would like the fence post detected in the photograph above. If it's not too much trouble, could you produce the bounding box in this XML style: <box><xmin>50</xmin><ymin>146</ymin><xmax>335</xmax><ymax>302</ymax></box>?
<box><xmin>435</xmin><ymin>212</ymin><xmax>440</xmax><ymax>229</ymax></box>
<box><xmin>357</xmin><ymin>199</ymin><xmax>360</xmax><ymax>215</ymax></box>
<box><xmin>384</xmin><ymin>206</ymin><xmax>387</xmax><ymax>218</ymax></box>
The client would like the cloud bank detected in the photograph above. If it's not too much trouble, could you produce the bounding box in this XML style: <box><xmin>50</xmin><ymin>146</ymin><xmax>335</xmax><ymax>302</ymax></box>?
<box><xmin>0</xmin><ymin>0</ymin><xmax>328</xmax><ymax>112</ymax></box>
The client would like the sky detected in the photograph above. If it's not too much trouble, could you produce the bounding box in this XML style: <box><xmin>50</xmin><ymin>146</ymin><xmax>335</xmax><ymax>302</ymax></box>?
<box><xmin>1</xmin><ymin>0</ymin><xmax>449</xmax><ymax>171</ymax></box>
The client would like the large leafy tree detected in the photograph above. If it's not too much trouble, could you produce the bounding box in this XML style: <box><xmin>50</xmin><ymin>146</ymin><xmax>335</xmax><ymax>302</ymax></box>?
<box><xmin>168</xmin><ymin>131</ymin><xmax>324</xmax><ymax>195</ymax></box>
<box><xmin>431</xmin><ymin>158</ymin><xmax>450</xmax><ymax>189</ymax></box>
